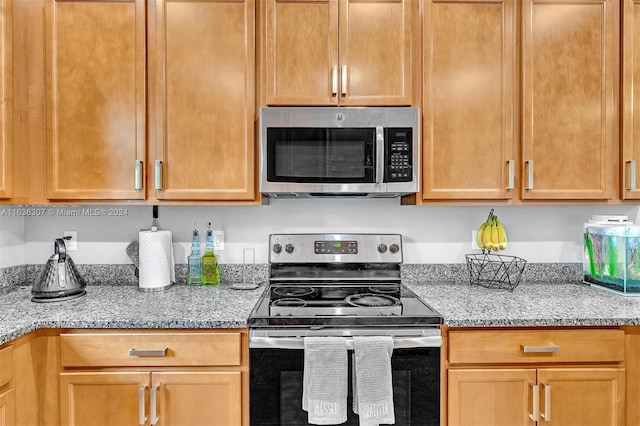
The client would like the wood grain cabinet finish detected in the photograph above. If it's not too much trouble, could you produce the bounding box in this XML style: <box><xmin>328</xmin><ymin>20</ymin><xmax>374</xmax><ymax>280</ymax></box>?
<box><xmin>622</xmin><ymin>0</ymin><xmax>640</xmax><ymax>199</ymax></box>
<box><xmin>0</xmin><ymin>0</ymin><xmax>12</xmax><ymax>200</ymax></box>
<box><xmin>521</xmin><ymin>0</ymin><xmax>618</xmax><ymax>200</ymax></box>
<box><xmin>447</xmin><ymin>329</ymin><xmax>625</xmax><ymax>426</ymax></box>
<box><xmin>150</xmin><ymin>0</ymin><xmax>256</xmax><ymax>201</ymax></box>
<box><xmin>422</xmin><ymin>0</ymin><xmax>516</xmax><ymax>200</ymax></box>
<box><xmin>264</xmin><ymin>0</ymin><xmax>414</xmax><ymax>106</ymax></box>
<box><xmin>0</xmin><ymin>346</ymin><xmax>14</xmax><ymax>426</ymax></box>
<box><xmin>45</xmin><ymin>0</ymin><xmax>146</xmax><ymax>200</ymax></box>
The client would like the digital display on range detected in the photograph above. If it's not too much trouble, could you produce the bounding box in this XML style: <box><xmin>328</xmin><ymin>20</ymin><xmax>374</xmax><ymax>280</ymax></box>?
<box><xmin>314</xmin><ymin>240</ymin><xmax>358</xmax><ymax>254</ymax></box>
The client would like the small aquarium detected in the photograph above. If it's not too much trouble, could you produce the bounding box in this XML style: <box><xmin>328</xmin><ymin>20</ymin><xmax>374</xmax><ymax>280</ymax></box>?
<box><xmin>583</xmin><ymin>215</ymin><xmax>640</xmax><ymax>295</ymax></box>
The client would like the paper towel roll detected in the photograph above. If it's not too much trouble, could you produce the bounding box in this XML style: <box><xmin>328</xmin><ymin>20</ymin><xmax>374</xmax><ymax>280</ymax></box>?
<box><xmin>138</xmin><ymin>230</ymin><xmax>175</xmax><ymax>291</ymax></box>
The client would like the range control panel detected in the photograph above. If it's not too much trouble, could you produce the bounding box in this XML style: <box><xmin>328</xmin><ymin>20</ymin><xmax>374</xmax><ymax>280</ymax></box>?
<box><xmin>269</xmin><ymin>233</ymin><xmax>402</xmax><ymax>264</ymax></box>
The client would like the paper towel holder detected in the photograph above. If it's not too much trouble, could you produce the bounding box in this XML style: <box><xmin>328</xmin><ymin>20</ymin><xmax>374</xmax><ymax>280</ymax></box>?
<box><xmin>137</xmin><ymin>206</ymin><xmax>176</xmax><ymax>292</ymax></box>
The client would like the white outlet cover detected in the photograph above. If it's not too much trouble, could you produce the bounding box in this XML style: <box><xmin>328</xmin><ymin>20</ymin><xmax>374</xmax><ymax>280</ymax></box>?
<box><xmin>63</xmin><ymin>230</ymin><xmax>77</xmax><ymax>251</ymax></box>
<box><xmin>214</xmin><ymin>231</ymin><xmax>224</xmax><ymax>250</ymax></box>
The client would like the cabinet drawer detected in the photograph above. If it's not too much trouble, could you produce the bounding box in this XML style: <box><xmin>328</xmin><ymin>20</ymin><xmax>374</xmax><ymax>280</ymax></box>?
<box><xmin>60</xmin><ymin>332</ymin><xmax>242</xmax><ymax>367</ymax></box>
<box><xmin>448</xmin><ymin>329</ymin><xmax>624</xmax><ymax>364</ymax></box>
<box><xmin>0</xmin><ymin>346</ymin><xmax>12</xmax><ymax>388</ymax></box>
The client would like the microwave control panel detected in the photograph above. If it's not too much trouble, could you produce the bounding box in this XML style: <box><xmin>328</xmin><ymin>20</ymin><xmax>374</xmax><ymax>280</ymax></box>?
<box><xmin>384</xmin><ymin>128</ymin><xmax>413</xmax><ymax>182</ymax></box>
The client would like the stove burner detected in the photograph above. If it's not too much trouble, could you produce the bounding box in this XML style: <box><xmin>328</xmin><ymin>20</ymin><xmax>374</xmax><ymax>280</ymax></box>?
<box><xmin>273</xmin><ymin>286</ymin><xmax>314</xmax><ymax>297</ymax></box>
<box><xmin>346</xmin><ymin>293</ymin><xmax>399</xmax><ymax>307</ymax></box>
<box><xmin>271</xmin><ymin>298</ymin><xmax>307</xmax><ymax>307</ymax></box>
<box><xmin>368</xmin><ymin>285</ymin><xmax>399</xmax><ymax>294</ymax></box>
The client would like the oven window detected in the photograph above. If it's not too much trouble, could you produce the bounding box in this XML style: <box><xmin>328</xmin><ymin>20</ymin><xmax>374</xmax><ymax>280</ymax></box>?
<box><xmin>250</xmin><ymin>347</ymin><xmax>440</xmax><ymax>425</ymax></box>
<box><xmin>266</xmin><ymin>128</ymin><xmax>376</xmax><ymax>183</ymax></box>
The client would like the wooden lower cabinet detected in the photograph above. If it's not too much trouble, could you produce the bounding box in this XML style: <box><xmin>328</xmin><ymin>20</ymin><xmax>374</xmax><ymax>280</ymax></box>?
<box><xmin>60</xmin><ymin>371</ymin><xmax>242</xmax><ymax>426</ymax></box>
<box><xmin>448</xmin><ymin>367</ymin><xmax>624</xmax><ymax>426</ymax></box>
<box><xmin>0</xmin><ymin>388</ymin><xmax>15</xmax><ymax>426</ymax></box>
<box><xmin>446</xmin><ymin>328</ymin><xmax>626</xmax><ymax>426</ymax></box>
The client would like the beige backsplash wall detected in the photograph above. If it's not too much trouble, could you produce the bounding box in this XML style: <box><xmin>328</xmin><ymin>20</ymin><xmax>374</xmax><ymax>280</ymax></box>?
<box><xmin>3</xmin><ymin>200</ymin><xmax>638</xmax><ymax>266</ymax></box>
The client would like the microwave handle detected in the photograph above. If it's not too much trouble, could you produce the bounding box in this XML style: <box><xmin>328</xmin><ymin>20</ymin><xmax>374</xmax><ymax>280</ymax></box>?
<box><xmin>376</xmin><ymin>126</ymin><xmax>384</xmax><ymax>183</ymax></box>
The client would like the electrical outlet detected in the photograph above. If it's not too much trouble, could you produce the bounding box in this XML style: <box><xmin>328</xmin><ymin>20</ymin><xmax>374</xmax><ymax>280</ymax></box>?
<box><xmin>214</xmin><ymin>231</ymin><xmax>224</xmax><ymax>250</ymax></box>
<box><xmin>471</xmin><ymin>230</ymin><xmax>477</xmax><ymax>251</ymax></box>
<box><xmin>63</xmin><ymin>230</ymin><xmax>77</xmax><ymax>250</ymax></box>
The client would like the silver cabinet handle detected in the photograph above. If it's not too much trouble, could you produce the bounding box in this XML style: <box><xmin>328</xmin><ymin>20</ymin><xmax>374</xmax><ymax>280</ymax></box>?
<box><xmin>341</xmin><ymin>65</ymin><xmax>347</xmax><ymax>96</ymax></box>
<box><xmin>540</xmin><ymin>382</ymin><xmax>551</xmax><ymax>421</ymax></box>
<box><xmin>150</xmin><ymin>385</ymin><xmax>159</xmax><ymax>425</ymax></box>
<box><xmin>506</xmin><ymin>160</ymin><xmax>514</xmax><ymax>190</ymax></box>
<box><xmin>528</xmin><ymin>382</ymin><xmax>539</xmax><ymax>421</ymax></box>
<box><xmin>154</xmin><ymin>160</ymin><xmax>163</xmax><ymax>190</ymax></box>
<box><xmin>521</xmin><ymin>344</ymin><xmax>559</xmax><ymax>353</ymax></box>
<box><xmin>138</xmin><ymin>386</ymin><xmax>147</xmax><ymax>425</ymax></box>
<box><xmin>134</xmin><ymin>160</ymin><xmax>143</xmax><ymax>190</ymax></box>
<box><xmin>627</xmin><ymin>160</ymin><xmax>637</xmax><ymax>190</ymax></box>
<box><xmin>129</xmin><ymin>348</ymin><xmax>167</xmax><ymax>357</ymax></box>
<box><xmin>331</xmin><ymin>66</ymin><xmax>338</xmax><ymax>96</ymax></box>
<box><xmin>525</xmin><ymin>160</ymin><xmax>534</xmax><ymax>190</ymax></box>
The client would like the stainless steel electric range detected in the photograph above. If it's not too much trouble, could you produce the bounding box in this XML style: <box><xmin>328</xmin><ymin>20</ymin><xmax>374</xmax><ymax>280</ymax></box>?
<box><xmin>248</xmin><ymin>233</ymin><xmax>442</xmax><ymax>426</ymax></box>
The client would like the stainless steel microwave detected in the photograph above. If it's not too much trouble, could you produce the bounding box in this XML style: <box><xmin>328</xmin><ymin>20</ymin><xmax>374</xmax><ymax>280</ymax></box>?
<box><xmin>259</xmin><ymin>107</ymin><xmax>419</xmax><ymax>198</ymax></box>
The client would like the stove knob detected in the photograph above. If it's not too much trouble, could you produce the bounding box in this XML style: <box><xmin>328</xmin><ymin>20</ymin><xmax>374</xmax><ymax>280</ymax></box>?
<box><xmin>389</xmin><ymin>243</ymin><xmax>400</xmax><ymax>254</ymax></box>
<box><xmin>377</xmin><ymin>243</ymin><xmax>388</xmax><ymax>253</ymax></box>
<box><xmin>273</xmin><ymin>243</ymin><xmax>282</xmax><ymax>254</ymax></box>
<box><xmin>285</xmin><ymin>243</ymin><xmax>295</xmax><ymax>254</ymax></box>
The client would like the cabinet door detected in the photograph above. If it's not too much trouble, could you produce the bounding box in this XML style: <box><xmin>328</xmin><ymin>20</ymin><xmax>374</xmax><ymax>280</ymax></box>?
<box><xmin>264</xmin><ymin>0</ymin><xmax>338</xmax><ymax>105</ymax></box>
<box><xmin>422</xmin><ymin>0</ymin><xmax>516</xmax><ymax>200</ymax></box>
<box><xmin>521</xmin><ymin>0</ymin><xmax>618</xmax><ymax>200</ymax></box>
<box><xmin>60</xmin><ymin>372</ymin><xmax>149</xmax><ymax>426</ymax></box>
<box><xmin>448</xmin><ymin>368</ymin><xmax>536</xmax><ymax>426</ymax></box>
<box><xmin>0</xmin><ymin>0</ymin><xmax>12</xmax><ymax>200</ymax></box>
<box><xmin>536</xmin><ymin>368</ymin><xmax>624</xmax><ymax>426</ymax></box>
<box><xmin>153</xmin><ymin>371</ymin><xmax>242</xmax><ymax>426</ymax></box>
<box><xmin>0</xmin><ymin>388</ymin><xmax>15</xmax><ymax>426</ymax></box>
<box><xmin>152</xmin><ymin>0</ymin><xmax>256</xmax><ymax>201</ymax></box>
<box><xmin>622</xmin><ymin>0</ymin><xmax>640</xmax><ymax>199</ymax></box>
<box><xmin>45</xmin><ymin>0</ymin><xmax>146</xmax><ymax>200</ymax></box>
<box><xmin>339</xmin><ymin>0</ymin><xmax>413</xmax><ymax>106</ymax></box>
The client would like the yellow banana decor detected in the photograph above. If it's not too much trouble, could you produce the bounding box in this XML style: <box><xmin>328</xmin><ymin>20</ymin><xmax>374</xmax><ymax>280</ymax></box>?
<box><xmin>476</xmin><ymin>209</ymin><xmax>508</xmax><ymax>252</ymax></box>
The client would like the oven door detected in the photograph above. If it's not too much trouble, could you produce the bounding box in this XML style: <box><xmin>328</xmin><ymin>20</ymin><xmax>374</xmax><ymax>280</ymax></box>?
<box><xmin>249</xmin><ymin>332</ymin><xmax>441</xmax><ymax>426</ymax></box>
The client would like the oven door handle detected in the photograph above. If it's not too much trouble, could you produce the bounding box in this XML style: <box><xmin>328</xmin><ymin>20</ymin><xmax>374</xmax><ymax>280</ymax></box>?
<box><xmin>249</xmin><ymin>335</ymin><xmax>442</xmax><ymax>350</ymax></box>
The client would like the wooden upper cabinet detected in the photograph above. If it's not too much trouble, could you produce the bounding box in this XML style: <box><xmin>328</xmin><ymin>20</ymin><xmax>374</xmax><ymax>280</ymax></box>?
<box><xmin>521</xmin><ymin>0</ymin><xmax>618</xmax><ymax>200</ymax></box>
<box><xmin>151</xmin><ymin>0</ymin><xmax>256</xmax><ymax>201</ymax></box>
<box><xmin>0</xmin><ymin>0</ymin><xmax>12</xmax><ymax>200</ymax></box>
<box><xmin>422</xmin><ymin>0</ymin><xmax>516</xmax><ymax>200</ymax></box>
<box><xmin>622</xmin><ymin>0</ymin><xmax>640</xmax><ymax>199</ymax></box>
<box><xmin>45</xmin><ymin>0</ymin><xmax>146</xmax><ymax>200</ymax></box>
<box><xmin>264</xmin><ymin>0</ymin><xmax>414</xmax><ymax>106</ymax></box>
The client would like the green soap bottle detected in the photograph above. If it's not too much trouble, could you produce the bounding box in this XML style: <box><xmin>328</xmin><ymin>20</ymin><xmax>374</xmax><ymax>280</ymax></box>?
<box><xmin>187</xmin><ymin>224</ymin><xmax>202</xmax><ymax>285</ymax></box>
<box><xmin>201</xmin><ymin>222</ymin><xmax>220</xmax><ymax>285</ymax></box>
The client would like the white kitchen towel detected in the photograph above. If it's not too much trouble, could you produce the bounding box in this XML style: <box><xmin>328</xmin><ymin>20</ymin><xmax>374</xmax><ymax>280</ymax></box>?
<box><xmin>138</xmin><ymin>229</ymin><xmax>175</xmax><ymax>290</ymax></box>
<box><xmin>302</xmin><ymin>336</ymin><xmax>348</xmax><ymax>425</ymax></box>
<box><xmin>352</xmin><ymin>336</ymin><xmax>395</xmax><ymax>426</ymax></box>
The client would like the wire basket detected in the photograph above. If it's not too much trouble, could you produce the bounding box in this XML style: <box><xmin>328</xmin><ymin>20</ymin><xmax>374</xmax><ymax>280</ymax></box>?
<box><xmin>465</xmin><ymin>253</ymin><xmax>527</xmax><ymax>291</ymax></box>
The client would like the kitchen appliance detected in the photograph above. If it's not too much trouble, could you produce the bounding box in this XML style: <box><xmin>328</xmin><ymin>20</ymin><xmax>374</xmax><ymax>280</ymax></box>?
<box><xmin>248</xmin><ymin>233</ymin><xmax>442</xmax><ymax>425</ymax></box>
<box><xmin>259</xmin><ymin>107</ymin><xmax>419</xmax><ymax>198</ymax></box>
<box><xmin>32</xmin><ymin>237</ymin><xmax>87</xmax><ymax>303</ymax></box>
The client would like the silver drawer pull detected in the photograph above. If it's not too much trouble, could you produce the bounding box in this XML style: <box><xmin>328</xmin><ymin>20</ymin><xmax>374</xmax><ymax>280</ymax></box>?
<box><xmin>528</xmin><ymin>382</ymin><xmax>539</xmax><ymax>421</ymax></box>
<box><xmin>521</xmin><ymin>344</ymin><xmax>559</xmax><ymax>353</ymax></box>
<box><xmin>129</xmin><ymin>348</ymin><xmax>167</xmax><ymax>357</ymax></box>
<box><xmin>138</xmin><ymin>385</ymin><xmax>147</xmax><ymax>425</ymax></box>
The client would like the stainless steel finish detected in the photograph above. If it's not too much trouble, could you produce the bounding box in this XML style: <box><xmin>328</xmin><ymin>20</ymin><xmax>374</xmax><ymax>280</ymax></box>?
<box><xmin>526</xmin><ymin>160</ymin><xmax>534</xmax><ymax>190</ymax></box>
<box><xmin>521</xmin><ymin>344</ymin><xmax>559</xmax><ymax>353</ymax></box>
<box><xmin>331</xmin><ymin>66</ymin><xmax>338</xmax><ymax>96</ymax></box>
<box><xmin>270</xmin><ymin>301</ymin><xmax>402</xmax><ymax>317</ymax></box>
<box><xmin>128</xmin><ymin>348</ymin><xmax>168</xmax><ymax>357</ymax></box>
<box><xmin>154</xmin><ymin>160</ymin><xmax>163</xmax><ymax>190</ymax></box>
<box><xmin>541</xmin><ymin>382</ymin><xmax>551</xmax><ymax>421</ymax></box>
<box><xmin>150</xmin><ymin>385</ymin><xmax>159</xmax><ymax>425</ymax></box>
<box><xmin>32</xmin><ymin>237</ymin><xmax>87</xmax><ymax>302</ymax></box>
<box><xmin>627</xmin><ymin>160</ymin><xmax>637</xmax><ymax>190</ymax></box>
<box><xmin>134</xmin><ymin>160</ymin><xmax>143</xmax><ymax>190</ymax></box>
<box><xmin>138</xmin><ymin>386</ymin><xmax>147</xmax><ymax>425</ymax></box>
<box><xmin>250</xmin><ymin>328</ymin><xmax>442</xmax><ymax>349</ymax></box>
<box><xmin>259</xmin><ymin>107</ymin><xmax>420</xmax><ymax>197</ymax></box>
<box><xmin>269</xmin><ymin>233</ymin><xmax>403</xmax><ymax>264</ymax></box>
<box><xmin>341</xmin><ymin>65</ymin><xmax>347</xmax><ymax>96</ymax></box>
<box><xmin>507</xmin><ymin>160</ymin><xmax>515</xmax><ymax>190</ymax></box>
<box><xmin>137</xmin><ymin>282</ymin><xmax>176</xmax><ymax>293</ymax></box>
<box><xmin>529</xmin><ymin>383</ymin><xmax>539</xmax><ymax>421</ymax></box>
<box><xmin>375</xmin><ymin>126</ymin><xmax>385</xmax><ymax>183</ymax></box>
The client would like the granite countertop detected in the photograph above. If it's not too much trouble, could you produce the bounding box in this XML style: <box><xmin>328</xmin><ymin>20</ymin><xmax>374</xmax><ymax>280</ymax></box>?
<box><xmin>3</xmin><ymin>279</ymin><xmax>640</xmax><ymax>346</ymax></box>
